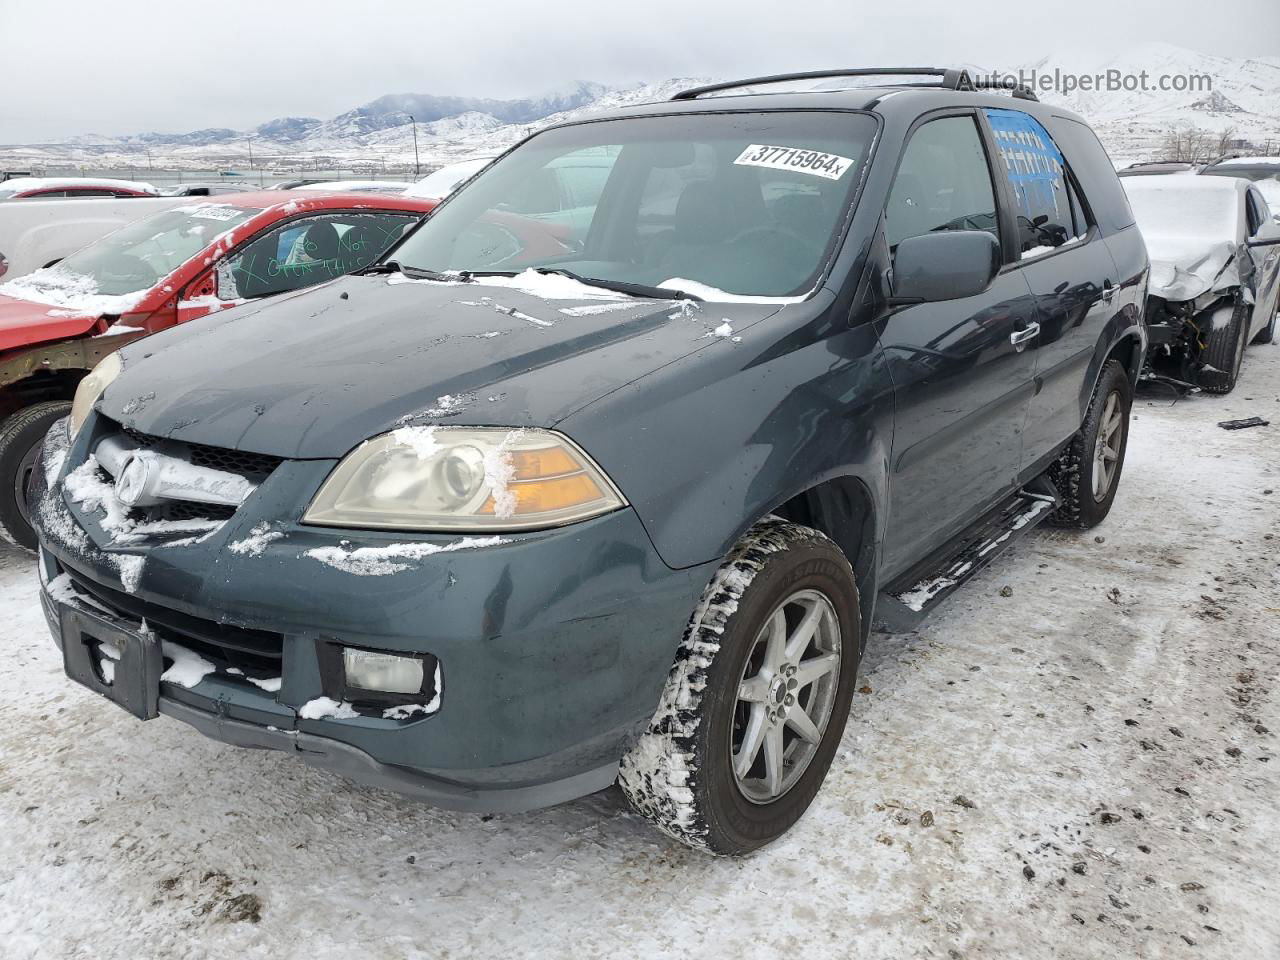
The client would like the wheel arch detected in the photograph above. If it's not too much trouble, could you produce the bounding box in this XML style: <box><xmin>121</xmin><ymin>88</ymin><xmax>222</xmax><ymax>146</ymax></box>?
<box><xmin>769</xmin><ymin>474</ymin><xmax>878</xmax><ymax>648</ymax></box>
<box><xmin>1103</xmin><ymin>329</ymin><xmax>1145</xmax><ymax>386</ymax></box>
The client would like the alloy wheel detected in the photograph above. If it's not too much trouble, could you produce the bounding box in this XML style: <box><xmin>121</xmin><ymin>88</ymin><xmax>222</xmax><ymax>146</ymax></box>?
<box><xmin>1092</xmin><ymin>391</ymin><xmax>1123</xmax><ymax>502</ymax></box>
<box><xmin>730</xmin><ymin>589</ymin><xmax>842</xmax><ymax>803</ymax></box>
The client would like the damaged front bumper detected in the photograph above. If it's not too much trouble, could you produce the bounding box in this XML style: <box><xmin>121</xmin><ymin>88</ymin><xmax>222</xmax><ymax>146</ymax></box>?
<box><xmin>31</xmin><ymin>416</ymin><xmax>716</xmax><ymax>813</ymax></box>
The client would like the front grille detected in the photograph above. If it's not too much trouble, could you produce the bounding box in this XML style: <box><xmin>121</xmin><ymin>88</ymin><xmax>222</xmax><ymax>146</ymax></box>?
<box><xmin>155</xmin><ymin>500</ymin><xmax>237</xmax><ymax>523</ymax></box>
<box><xmin>121</xmin><ymin>425</ymin><xmax>284</xmax><ymax>480</ymax></box>
<box><xmin>62</xmin><ymin>563</ymin><xmax>284</xmax><ymax>675</ymax></box>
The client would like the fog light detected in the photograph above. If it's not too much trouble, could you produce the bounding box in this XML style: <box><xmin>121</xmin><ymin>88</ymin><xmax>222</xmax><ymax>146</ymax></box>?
<box><xmin>342</xmin><ymin>648</ymin><xmax>424</xmax><ymax>694</ymax></box>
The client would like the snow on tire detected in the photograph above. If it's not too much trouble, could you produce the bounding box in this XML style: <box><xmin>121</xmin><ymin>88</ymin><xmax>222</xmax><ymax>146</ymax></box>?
<box><xmin>618</xmin><ymin>516</ymin><xmax>861</xmax><ymax>855</ymax></box>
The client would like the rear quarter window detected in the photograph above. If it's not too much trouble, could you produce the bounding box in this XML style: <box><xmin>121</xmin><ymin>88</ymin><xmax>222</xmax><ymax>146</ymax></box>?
<box><xmin>1041</xmin><ymin>115</ymin><xmax>1135</xmax><ymax>233</ymax></box>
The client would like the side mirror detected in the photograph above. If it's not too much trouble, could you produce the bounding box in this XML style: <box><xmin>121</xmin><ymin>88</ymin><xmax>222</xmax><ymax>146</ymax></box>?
<box><xmin>890</xmin><ymin>231</ymin><xmax>1002</xmax><ymax>304</ymax></box>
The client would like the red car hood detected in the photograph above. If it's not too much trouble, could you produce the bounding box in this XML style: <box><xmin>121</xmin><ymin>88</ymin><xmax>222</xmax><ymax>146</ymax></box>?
<box><xmin>0</xmin><ymin>294</ymin><xmax>102</xmax><ymax>353</ymax></box>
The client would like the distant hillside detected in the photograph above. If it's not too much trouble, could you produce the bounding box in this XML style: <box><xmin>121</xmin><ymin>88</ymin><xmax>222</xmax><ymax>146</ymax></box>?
<box><xmin>3</xmin><ymin>45</ymin><xmax>1278</xmax><ymax>172</ymax></box>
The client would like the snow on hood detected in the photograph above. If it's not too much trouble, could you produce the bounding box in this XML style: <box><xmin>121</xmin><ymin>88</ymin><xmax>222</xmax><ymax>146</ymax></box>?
<box><xmin>0</xmin><ymin>265</ymin><xmax>147</xmax><ymax>316</ymax></box>
<box><xmin>387</xmin><ymin>267</ymin><xmax>634</xmax><ymax>300</ymax></box>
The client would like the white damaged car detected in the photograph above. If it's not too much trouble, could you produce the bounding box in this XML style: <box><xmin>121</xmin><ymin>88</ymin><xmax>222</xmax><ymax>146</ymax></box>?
<box><xmin>1124</xmin><ymin>175</ymin><xmax>1280</xmax><ymax>393</ymax></box>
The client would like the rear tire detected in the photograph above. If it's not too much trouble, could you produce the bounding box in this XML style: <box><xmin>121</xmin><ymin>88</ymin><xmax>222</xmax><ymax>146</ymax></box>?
<box><xmin>0</xmin><ymin>401</ymin><xmax>72</xmax><ymax>550</ymax></box>
<box><xmin>1046</xmin><ymin>359</ymin><xmax>1131</xmax><ymax>530</ymax></box>
<box><xmin>618</xmin><ymin>517</ymin><xmax>861</xmax><ymax>855</ymax></box>
<box><xmin>1198</xmin><ymin>301</ymin><xmax>1250</xmax><ymax>394</ymax></box>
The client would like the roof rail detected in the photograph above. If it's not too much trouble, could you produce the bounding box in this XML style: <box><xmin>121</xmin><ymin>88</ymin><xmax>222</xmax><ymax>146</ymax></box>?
<box><xmin>969</xmin><ymin>78</ymin><xmax>1040</xmax><ymax>102</ymax></box>
<box><xmin>670</xmin><ymin>68</ymin><xmax>975</xmax><ymax>101</ymax></box>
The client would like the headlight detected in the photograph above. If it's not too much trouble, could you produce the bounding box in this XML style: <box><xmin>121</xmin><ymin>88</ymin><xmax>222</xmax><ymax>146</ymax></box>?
<box><xmin>69</xmin><ymin>351</ymin><xmax>123</xmax><ymax>439</ymax></box>
<box><xmin>303</xmin><ymin>426</ymin><xmax>627</xmax><ymax>531</ymax></box>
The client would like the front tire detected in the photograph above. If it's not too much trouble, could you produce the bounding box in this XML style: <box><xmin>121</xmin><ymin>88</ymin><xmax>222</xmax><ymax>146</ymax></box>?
<box><xmin>1250</xmin><ymin>303</ymin><xmax>1276</xmax><ymax>346</ymax></box>
<box><xmin>0</xmin><ymin>401</ymin><xmax>72</xmax><ymax>550</ymax></box>
<box><xmin>1046</xmin><ymin>359</ymin><xmax>1132</xmax><ymax>530</ymax></box>
<box><xmin>618</xmin><ymin>518</ymin><xmax>860</xmax><ymax>855</ymax></box>
<box><xmin>1198</xmin><ymin>300</ymin><xmax>1250</xmax><ymax>394</ymax></box>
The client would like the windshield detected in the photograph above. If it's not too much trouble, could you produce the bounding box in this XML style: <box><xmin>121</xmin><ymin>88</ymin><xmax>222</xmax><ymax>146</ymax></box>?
<box><xmin>55</xmin><ymin>203</ymin><xmax>256</xmax><ymax>295</ymax></box>
<box><xmin>389</xmin><ymin>112</ymin><xmax>877</xmax><ymax>299</ymax></box>
<box><xmin>1124</xmin><ymin>184</ymin><xmax>1238</xmax><ymax>245</ymax></box>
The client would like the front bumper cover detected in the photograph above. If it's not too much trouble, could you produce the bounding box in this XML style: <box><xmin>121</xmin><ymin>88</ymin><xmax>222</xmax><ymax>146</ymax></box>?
<box><xmin>32</xmin><ymin>416</ymin><xmax>716</xmax><ymax>812</ymax></box>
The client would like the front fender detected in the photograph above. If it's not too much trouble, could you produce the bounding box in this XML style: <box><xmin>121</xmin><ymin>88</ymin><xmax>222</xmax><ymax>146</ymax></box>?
<box><xmin>561</xmin><ymin>300</ymin><xmax>894</xmax><ymax>572</ymax></box>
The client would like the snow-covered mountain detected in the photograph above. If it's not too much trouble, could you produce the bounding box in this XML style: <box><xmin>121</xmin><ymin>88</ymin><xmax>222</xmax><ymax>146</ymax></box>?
<box><xmin>3</xmin><ymin>45</ymin><xmax>1278</xmax><ymax>173</ymax></box>
<box><xmin>1010</xmin><ymin>41</ymin><xmax>1280</xmax><ymax>163</ymax></box>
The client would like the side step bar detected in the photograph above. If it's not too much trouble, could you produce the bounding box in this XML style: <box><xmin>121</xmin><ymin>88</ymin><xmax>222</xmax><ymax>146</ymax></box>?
<box><xmin>874</xmin><ymin>477</ymin><xmax>1061</xmax><ymax>633</ymax></box>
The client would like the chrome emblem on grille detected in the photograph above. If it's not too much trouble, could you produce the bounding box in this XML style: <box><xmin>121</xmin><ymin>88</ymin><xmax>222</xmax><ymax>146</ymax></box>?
<box><xmin>113</xmin><ymin>454</ymin><xmax>154</xmax><ymax>507</ymax></box>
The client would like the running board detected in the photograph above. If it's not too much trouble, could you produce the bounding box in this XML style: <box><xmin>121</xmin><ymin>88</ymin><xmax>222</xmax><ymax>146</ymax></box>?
<box><xmin>874</xmin><ymin>478</ymin><xmax>1061</xmax><ymax>633</ymax></box>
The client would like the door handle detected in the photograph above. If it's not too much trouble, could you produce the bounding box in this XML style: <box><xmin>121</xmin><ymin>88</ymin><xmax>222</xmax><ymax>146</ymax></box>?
<box><xmin>1101</xmin><ymin>281</ymin><xmax>1118</xmax><ymax>302</ymax></box>
<box><xmin>1010</xmin><ymin>321</ymin><xmax>1040</xmax><ymax>351</ymax></box>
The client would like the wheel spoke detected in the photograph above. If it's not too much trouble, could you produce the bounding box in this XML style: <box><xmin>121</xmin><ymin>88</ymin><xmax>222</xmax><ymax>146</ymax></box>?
<box><xmin>738</xmin><ymin>675</ymin><xmax>770</xmax><ymax>703</ymax></box>
<box><xmin>1102</xmin><ymin>446</ymin><xmax>1118</xmax><ymax>462</ymax></box>
<box><xmin>786</xmin><ymin>706</ymin><xmax>822</xmax><ymax>744</ymax></box>
<box><xmin>763</xmin><ymin>726</ymin><xmax>785</xmax><ymax>797</ymax></box>
<box><xmin>734</xmin><ymin>705</ymin><xmax>768</xmax><ymax>779</ymax></box>
<box><xmin>784</xmin><ymin>599</ymin><xmax>825</xmax><ymax>660</ymax></box>
<box><xmin>1105</xmin><ymin>409</ymin><xmax>1122</xmax><ymax>441</ymax></box>
<box><xmin>794</xmin><ymin>652</ymin><xmax>839</xmax><ymax>689</ymax></box>
<box><xmin>762</xmin><ymin>609</ymin><xmax>787</xmax><ymax>673</ymax></box>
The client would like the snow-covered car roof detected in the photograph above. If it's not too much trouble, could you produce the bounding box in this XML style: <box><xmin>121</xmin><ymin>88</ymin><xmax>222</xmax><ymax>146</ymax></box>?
<box><xmin>1213</xmin><ymin>156</ymin><xmax>1280</xmax><ymax>167</ymax></box>
<box><xmin>292</xmin><ymin>180</ymin><xmax>415</xmax><ymax>194</ymax></box>
<box><xmin>403</xmin><ymin>158</ymin><xmax>495</xmax><ymax>199</ymax></box>
<box><xmin>0</xmin><ymin>176</ymin><xmax>158</xmax><ymax>197</ymax></box>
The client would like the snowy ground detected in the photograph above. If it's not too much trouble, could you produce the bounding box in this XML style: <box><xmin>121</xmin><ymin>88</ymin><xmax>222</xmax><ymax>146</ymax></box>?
<box><xmin>1</xmin><ymin>347</ymin><xmax>1277</xmax><ymax>960</ymax></box>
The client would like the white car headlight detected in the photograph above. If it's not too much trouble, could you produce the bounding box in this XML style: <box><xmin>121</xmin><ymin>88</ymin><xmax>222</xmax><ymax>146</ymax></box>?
<box><xmin>69</xmin><ymin>351</ymin><xmax>123</xmax><ymax>439</ymax></box>
<box><xmin>303</xmin><ymin>426</ymin><xmax>626</xmax><ymax>531</ymax></box>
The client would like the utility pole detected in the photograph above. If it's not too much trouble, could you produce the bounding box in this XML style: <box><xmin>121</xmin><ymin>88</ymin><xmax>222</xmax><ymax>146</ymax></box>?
<box><xmin>409</xmin><ymin>114</ymin><xmax>420</xmax><ymax>177</ymax></box>
<box><xmin>246</xmin><ymin>136</ymin><xmax>254</xmax><ymax>172</ymax></box>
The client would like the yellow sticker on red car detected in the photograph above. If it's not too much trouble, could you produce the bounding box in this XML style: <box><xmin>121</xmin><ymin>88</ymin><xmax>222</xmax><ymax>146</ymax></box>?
<box><xmin>733</xmin><ymin>144</ymin><xmax>854</xmax><ymax>180</ymax></box>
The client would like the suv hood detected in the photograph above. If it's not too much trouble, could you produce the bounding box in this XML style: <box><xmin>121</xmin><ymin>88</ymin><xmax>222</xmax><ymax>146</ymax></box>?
<box><xmin>99</xmin><ymin>273</ymin><xmax>781</xmax><ymax>459</ymax></box>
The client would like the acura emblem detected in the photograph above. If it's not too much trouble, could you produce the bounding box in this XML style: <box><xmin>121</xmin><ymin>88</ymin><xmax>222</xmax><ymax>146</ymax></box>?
<box><xmin>114</xmin><ymin>454</ymin><xmax>153</xmax><ymax>507</ymax></box>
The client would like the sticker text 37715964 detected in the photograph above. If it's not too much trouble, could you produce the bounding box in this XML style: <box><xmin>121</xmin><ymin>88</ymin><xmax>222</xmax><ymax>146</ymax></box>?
<box><xmin>733</xmin><ymin>144</ymin><xmax>854</xmax><ymax>181</ymax></box>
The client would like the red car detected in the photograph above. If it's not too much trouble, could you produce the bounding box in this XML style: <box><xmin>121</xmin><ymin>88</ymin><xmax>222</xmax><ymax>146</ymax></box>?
<box><xmin>0</xmin><ymin>191</ymin><xmax>439</xmax><ymax>547</ymax></box>
<box><xmin>0</xmin><ymin>177</ymin><xmax>160</xmax><ymax>199</ymax></box>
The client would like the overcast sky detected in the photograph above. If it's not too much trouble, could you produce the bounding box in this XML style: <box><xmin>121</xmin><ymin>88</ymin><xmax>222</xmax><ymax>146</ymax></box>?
<box><xmin>2</xmin><ymin>0</ymin><xmax>1277</xmax><ymax>141</ymax></box>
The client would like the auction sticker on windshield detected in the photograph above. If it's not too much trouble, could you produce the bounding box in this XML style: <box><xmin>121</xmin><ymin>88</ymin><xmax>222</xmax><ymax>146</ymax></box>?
<box><xmin>733</xmin><ymin>144</ymin><xmax>854</xmax><ymax>180</ymax></box>
<box><xmin>184</xmin><ymin>205</ymin><xmax>244</xmax><ymax>221</ymax></box>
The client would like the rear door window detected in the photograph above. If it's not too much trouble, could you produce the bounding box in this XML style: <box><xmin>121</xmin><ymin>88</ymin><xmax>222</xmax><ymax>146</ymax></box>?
<box><xmin>885</xmin><ymin>115</ymin><xmax>1001</xmax><ymax>249</ymax></box>
<box><xmin>984</xmin><ymin>109</ymin><xmax>1083</xmax><ymax>260</ymax></box>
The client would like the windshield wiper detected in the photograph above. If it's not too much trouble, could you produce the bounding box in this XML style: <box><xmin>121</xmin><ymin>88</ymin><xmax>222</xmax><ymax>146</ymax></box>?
<box><xmin>533</xmin><ymin>268</ymin><xmax>702</xmax><ymax>302</ymax></box>
<box><xmin>360</xmin><ymin>261</ymin><xmax>469</xmax><ymax>282</ymax></box>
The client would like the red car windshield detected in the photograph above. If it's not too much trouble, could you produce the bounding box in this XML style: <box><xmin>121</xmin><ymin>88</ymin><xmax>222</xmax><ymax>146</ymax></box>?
<box><xmin>55</xmin><ymin>203</ymin><xmax>256</xmax><ymax>296</ymax></box>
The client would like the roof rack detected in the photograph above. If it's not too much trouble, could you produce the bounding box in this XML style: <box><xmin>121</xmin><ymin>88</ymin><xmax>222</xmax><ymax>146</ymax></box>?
<box><xmin>969</xmin><ymin>78</ymin><xmax>1040</xmax><ymax>102</ymax></box>
<box><xmin>671</xmin><ymin>68</ymin><xmax>975</xmax><ymax>101</ymax></box>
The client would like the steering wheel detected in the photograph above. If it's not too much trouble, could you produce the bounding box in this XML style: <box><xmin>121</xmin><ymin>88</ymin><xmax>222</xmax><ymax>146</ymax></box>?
<box><xmin>726</xmin><ymin>224</ymin><xmax>813</xmax><ymax>250</ymax></box>
<box><xmin>102</xmin><ymin>253</ymin><xmax>160</xmax><ymax>288</ymax></box>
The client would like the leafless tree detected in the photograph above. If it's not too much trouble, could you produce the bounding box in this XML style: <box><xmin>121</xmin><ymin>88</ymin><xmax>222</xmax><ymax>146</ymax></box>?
<box><xmin>1160</xmin><ymin>126</ymin><xmax>1214</xmax><ymax>163</ymax></box>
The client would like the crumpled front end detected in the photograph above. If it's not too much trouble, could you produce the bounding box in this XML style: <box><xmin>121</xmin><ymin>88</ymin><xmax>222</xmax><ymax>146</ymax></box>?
<box><xmin>1146</xmin><ymin>239</ymin><xmax>1251</xmax><ymax>304</ymax></box>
